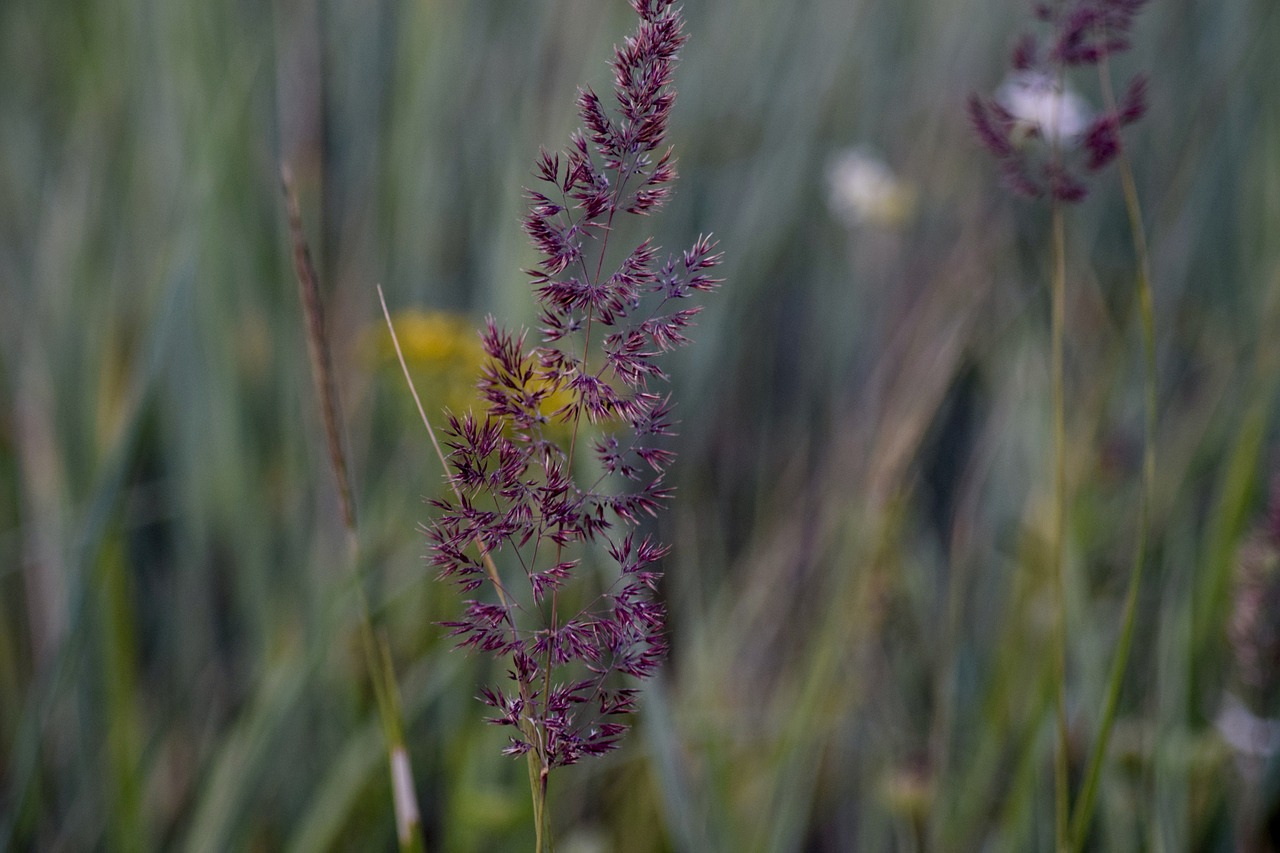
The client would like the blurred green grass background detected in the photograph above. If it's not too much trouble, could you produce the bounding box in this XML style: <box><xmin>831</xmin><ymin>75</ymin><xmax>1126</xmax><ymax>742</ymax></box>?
<box><xmin>3</xmin><ymin>0</ymin><xmax>1280</xmax><ymax>849</ymax></box>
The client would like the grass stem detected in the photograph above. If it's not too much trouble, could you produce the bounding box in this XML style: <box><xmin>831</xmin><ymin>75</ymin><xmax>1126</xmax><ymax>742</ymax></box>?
<box><xmin>1050</xmin><ymin>199</ymin><xmax>1071</xmax><ymax>853</ymax></box>
<box><xmin>1067</xmin><ymin>56</ymin><xmax>1157</xmax><ymax>849</ymax></box>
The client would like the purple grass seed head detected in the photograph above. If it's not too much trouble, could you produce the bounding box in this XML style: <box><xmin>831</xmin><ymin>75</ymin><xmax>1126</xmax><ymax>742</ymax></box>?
<box><xmin>428</xmin><ymin>0</ymin><xmax>720</xmax><ymax>770</ymax></box>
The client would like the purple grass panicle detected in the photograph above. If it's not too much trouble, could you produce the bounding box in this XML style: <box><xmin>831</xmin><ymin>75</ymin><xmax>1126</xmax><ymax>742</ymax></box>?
<box><xmin>969</xmin><ymin>0</ymin><xmax>1149</xmax><ymax>201</ymax></box>
<box><xmin>427</xmin><ymin>0</ymin><xmax>721</xmax><ymax>772</ymax></box>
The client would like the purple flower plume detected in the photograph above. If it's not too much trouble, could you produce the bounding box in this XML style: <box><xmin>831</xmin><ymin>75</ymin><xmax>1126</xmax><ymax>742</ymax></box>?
<box><xmin>970</xmin><ymin>0</ymin><xmax>1150</xmax><ymax>201</ymax></box>
<box><xmin>428</xmin><ymin>0</ymin><xmax>721</xmax><ymax>770</ymax></box>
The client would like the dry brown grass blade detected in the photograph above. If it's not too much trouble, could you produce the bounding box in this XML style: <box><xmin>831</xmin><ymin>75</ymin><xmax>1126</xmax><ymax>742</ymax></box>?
<box><xmin>282</xmin><ymin>163</ymin><xmax>355</xmax><ymax>533</ymax></box>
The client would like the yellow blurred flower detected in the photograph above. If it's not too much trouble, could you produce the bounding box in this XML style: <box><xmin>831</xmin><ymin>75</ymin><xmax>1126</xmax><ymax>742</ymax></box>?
<box><xmin>369</xmin><ymin>310</ymin><xmax>606</xmax><ymax>439</ymax></box>
<box><xmin>368</xmin><ymin>309</ymin><xmax>486</xmax><ymax>415</ymax></box>
<box><xmin>376</xmin><ymin>310</ymin><xmax>483</xmax><ymax>366</ymax></box>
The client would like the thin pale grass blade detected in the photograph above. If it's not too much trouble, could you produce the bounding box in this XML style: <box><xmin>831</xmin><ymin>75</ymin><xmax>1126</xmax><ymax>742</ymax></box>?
<box><xmin>376</xmin><ymin>285</ymin><xmax>511</xmax><ymax>609</ymax></box>
<box><xmin>375</xmin><ymin>285</ymin><xmax>451</xmax><ymax>488</ymax></box>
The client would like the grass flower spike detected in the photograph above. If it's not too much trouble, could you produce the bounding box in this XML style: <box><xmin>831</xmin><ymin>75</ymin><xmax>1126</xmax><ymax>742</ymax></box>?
<box><xmin>425</xmin><ymin>0</ymin><xmax>720</xmax><ymax>845</ymax></box>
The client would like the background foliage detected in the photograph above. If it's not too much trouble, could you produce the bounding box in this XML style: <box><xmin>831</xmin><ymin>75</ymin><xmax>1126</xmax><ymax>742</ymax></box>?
<box><xmin>3</xmin><ymin>0</ymin><xmax>1279</xmax><ymax>849</ymax></box>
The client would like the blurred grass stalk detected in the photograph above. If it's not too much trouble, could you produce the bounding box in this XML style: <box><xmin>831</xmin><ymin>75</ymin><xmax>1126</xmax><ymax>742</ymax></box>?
<box><xmin>1049</xmin><ymin>196</ymin><xmax>1071</xmax><ymax>853</ymax></box>
<box><xmin>1068</xmin><ymin>48</ymin><xmax>1159</xmax><ymax>850</ymax></box>
<box><xmin>282</xmin><ymin>166</ymin><xmax>424</xmax><ymax>852</ymax></box>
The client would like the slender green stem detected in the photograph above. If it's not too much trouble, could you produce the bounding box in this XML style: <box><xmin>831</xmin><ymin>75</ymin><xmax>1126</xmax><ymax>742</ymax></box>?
<box><xmin>528</xmin><ymin>750</ymin><xmax>546</xmax><ymax>853</ymax></box>
<box><xmin>1067</xmin><ymin>57</ymin><xmax>1156</xmax><ymax>850</ymax></box>
<box><xmin>1049</xmin><ymin>200</ymin><xmax>1071</xmax><ymax>853</ymax></box>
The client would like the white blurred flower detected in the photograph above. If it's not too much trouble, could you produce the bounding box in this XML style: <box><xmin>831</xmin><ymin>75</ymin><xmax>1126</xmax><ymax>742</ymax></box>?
<box><xmin>825</xmin><ymin>146</ymin><xmax>915</xmax><ymax>228</ymax></box>
<box><xmin>1216</xmin><ymin>692</ymin><xmax>1280</xmax><ymax>759</ymax></box>
<box><xmin>996</xmin><ymin>72</ymin><xmax>1092</xmax><ymax>144</ymax></box>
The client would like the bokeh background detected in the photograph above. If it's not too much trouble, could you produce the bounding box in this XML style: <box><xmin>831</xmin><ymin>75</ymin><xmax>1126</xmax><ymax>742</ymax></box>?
<box><xmin>3</xmin><ymin>0</ymin><xmax>1280</xmax><ymax>849</ymax></box>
